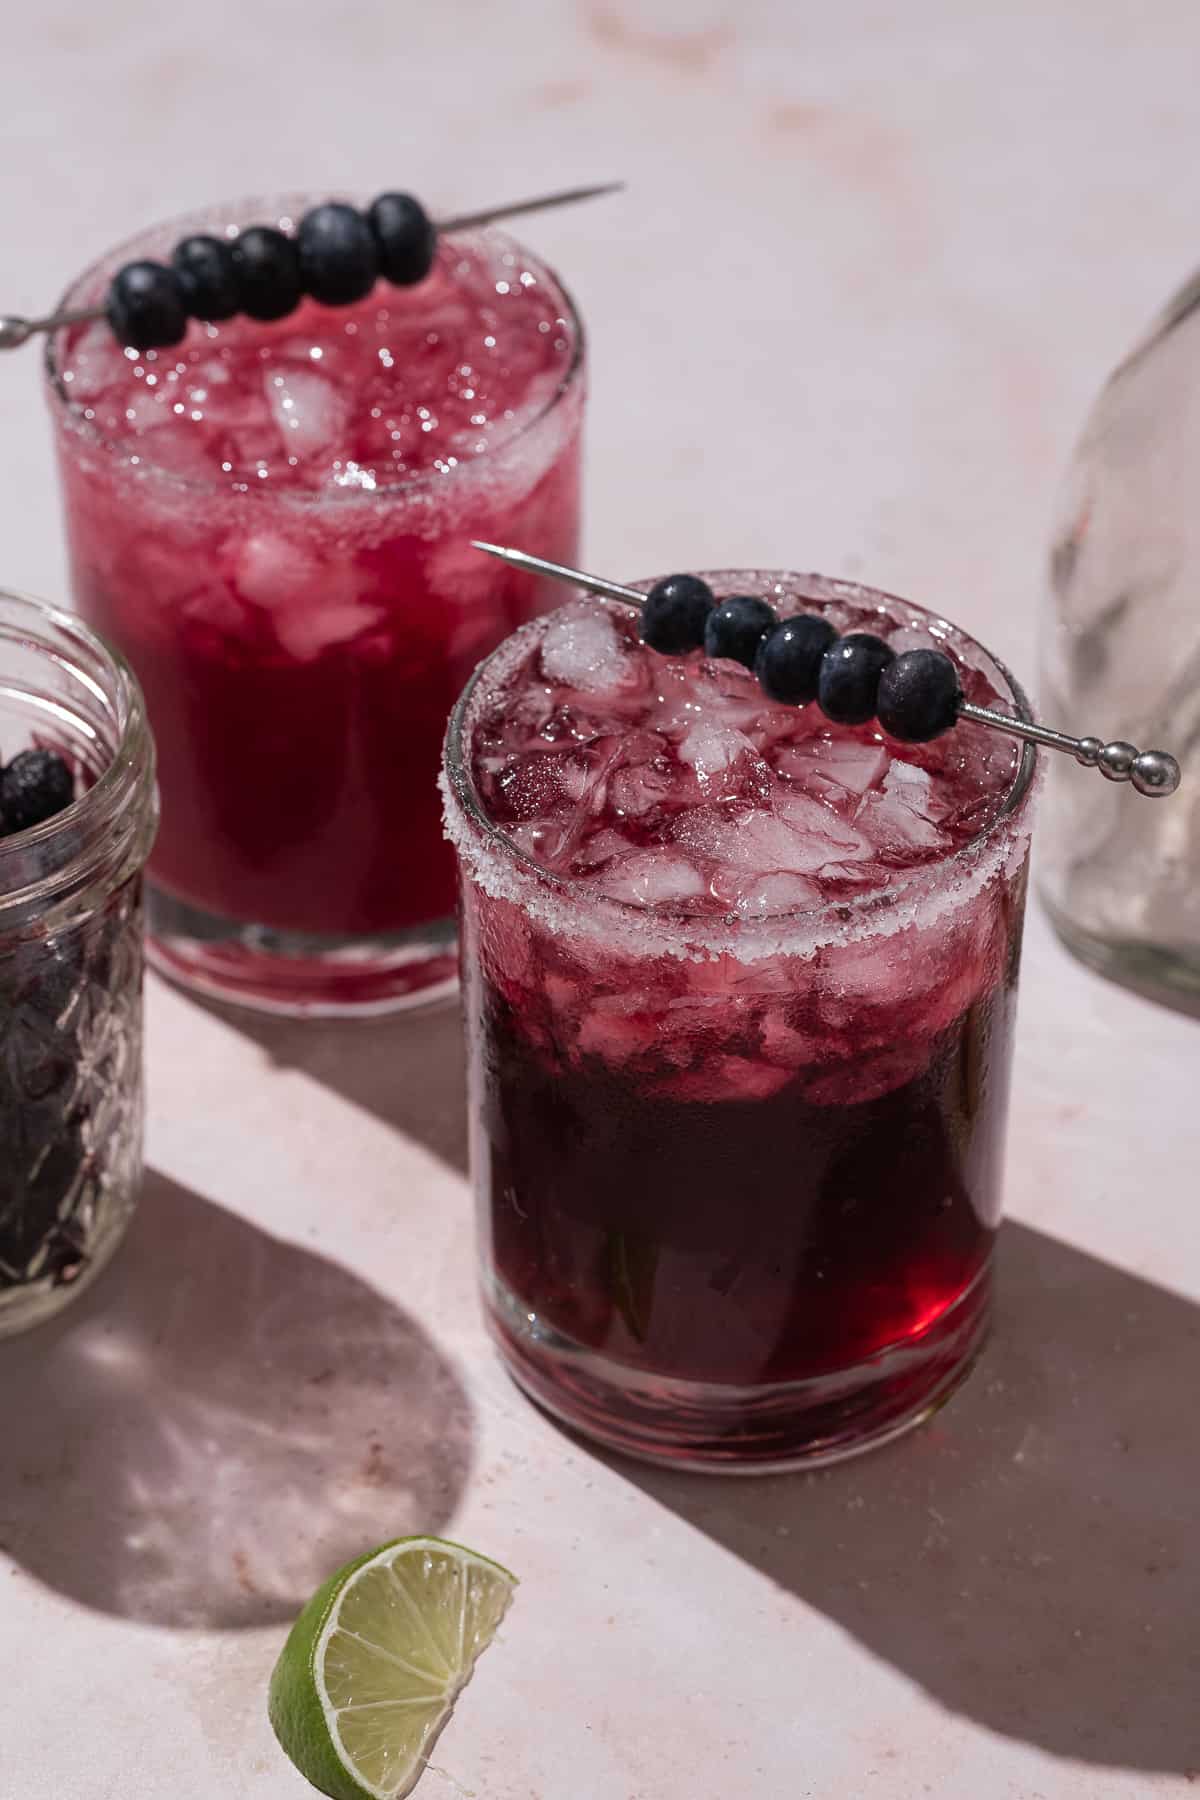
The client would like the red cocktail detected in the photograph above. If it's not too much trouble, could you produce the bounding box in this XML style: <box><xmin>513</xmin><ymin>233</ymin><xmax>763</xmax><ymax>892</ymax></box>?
<box><xmin>443</xmin><ymin>574</ymin><xmax>1035</xmax><ymax>1469</ymax></box>
<box><xmin>46</xmin><ymin>197</ymin><xmax>584</xmax><ymax>1013</ymax></box>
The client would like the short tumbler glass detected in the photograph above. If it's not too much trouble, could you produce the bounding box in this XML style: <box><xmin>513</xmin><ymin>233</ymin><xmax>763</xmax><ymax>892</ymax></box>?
<box><xmin>44</xmin><ymin>195</ymin><xmax>585</xmax><ymax>1016</ymax></box>
<box><xmin>443</xmin><ymin>574</ymin><xmax>1036</xmax><ymax>1471</ymax></box>
<box><xmin>0</xmin><ymin>593</ymin><xmax>157</xmax><ymax>1336</ymax></box>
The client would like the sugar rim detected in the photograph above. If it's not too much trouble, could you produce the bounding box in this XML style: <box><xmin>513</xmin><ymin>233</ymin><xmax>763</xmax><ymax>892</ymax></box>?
<box><xmin>441</xmin><ymin>571</ymin><xmax>1037</xmax><ymax>964</ymax></box>
<box><xmin>43</xmin><ymin>193</ymin><xmax>587</xmax><ymax>508</ymax></box>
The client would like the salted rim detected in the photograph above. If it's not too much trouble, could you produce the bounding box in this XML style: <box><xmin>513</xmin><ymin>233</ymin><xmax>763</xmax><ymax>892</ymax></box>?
<box><xmin>43</xmin><ymin>193</ymin><xmax>587</xmax><ymax>508</ymax></box>
<box><xmin>441</xmin><ymin>572</ymin><xmax>1037</xmax><ymax>964</ymax></box>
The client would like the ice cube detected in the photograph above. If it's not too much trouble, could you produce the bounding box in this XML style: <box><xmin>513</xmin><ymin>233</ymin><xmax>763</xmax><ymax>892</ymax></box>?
<box><xmin>857</xmin><ymin>760</ymin><xmax>948</xmax><ymax>855</ymax></box>
<box><xmin>263</xmin><ymin>364</ymin><xmax>348</xmax><ymax>458</ymax></box>
<box><xmin>192</xmin><ymin>356</ymin><xmax>232</xmax><ymax>389</ymax></box>
<box><xmin>759</xmin><ymin>1012</ymin><xmax>822</xmax><ymax>1071</ymax></box>
<box><xmin>805</xmin><ymin>738</ymin><xmax>890</xmax><ymax>798</ymax></box>
<box><xmin>61</xmin><ymin>321</ymin><xmax>118</xmax><ymax>401</ymax></box>
<box><xmin>882</xmin><ymin>759</ymin><xmax>934</xmax><ymax>814</ymax></box>
<box><xmin>818</xmin><ymin>930</ymin><xmax>931</xmax><ymax>1028</ymax></box>
<box><xmin>272</xmin><ymin>602</ymin><xmax>386</xmax><ymax>661</ymax></box>
<box><xmin>646</xmin><ymin>659</ymin><xmax>706</xmax><ymax>734</ymax></box>
<box><xmin>122</xmin><ymin>533</ymin><xmax>213</xmax><ymax>611</ymax></box>
<box><xmin>678</xmin><ymin>723</ymin><xmax>774</xmax><ymax>804</ymax></box>
<box><xmin>505</xmin><ymin>819</ymin><xmax>573</xmax><ymax>866</ymax></box>
<box><xmin>120</xmin><ymin>390</ymin><xmax>174</xmax><ymax>433</ymax></box>
<box><xmin>180</xmin><ymin>585</ymin><xmax>255</xmax><ymax>642</ymax></box>
<box><xmin>231</xmin><ymin>531</ymin><xmax>326</xmax><ymax>612</ymax></box>
<box><xmin>228</xmin><ymin>531</ymin><xmax>370</xmax><ymax>651</ymax></box>
<box><xmin>664</xmin><ymin>1056</ymin><xmax>794</xmax><ymax>1104</ymax></box>
<box><xmin>577</xmin><ymin>1006</ymin><xmax>660</xmax><ymax>1064</ymax></box>
<box><xmin>496</xmin><ymin>747</ymin><xmax>594</xmax><ymax>819</ymax></box>
<box><xmin>594</xmin><ymin>850</ymin><xmax>707</xmax><ymax>908</ymax></box>
<box><xmin>773</xmin><ymin>789</ymin><xmax>875</xmax><ymax>864</ymax></box>
<box><xmin>679</xmin><ymin>804</ymin><xmax>855</xmax><ymax>877</ymax></box>
<box><xmin>733</xmin><ymin>870</ymin><xmax>823</xmax><ymax>916</ymax></box>
<box><xmin>804</xmin><ymin>1042</ymin><xmax>932</xmax><ymax>1108</ymax></box>
<box><xmin>540</xmin><ymin>601</ymin><xmax>627</xmax><ymax>693</ymax></box>
<box><xmin>861</xmin><ymin>790</ymin><xmax>949</xmax><ymax>855</ymax></box>
<box><xmin>572</xmin><ymin>828</ymin><xmax>636</xmax><ymax>870</ymax></box>
<box><xmin>140</xmin><ymin>428</ymin><xmax>223</xmax><ymax>484</ymax></box>
<box><xmin>691</xmin><ymin>658</ymin><xmax>773</xmax><ymax>732</ymax></box>
<box><xmin>678</xmin><ymin>723</ymin><xmax>749</xmax><ymax>778</ymax></box>
<box><xmin>610</xmin><ymin>760</ymin><xmax>675</xmax><ymax>819</ymax></box>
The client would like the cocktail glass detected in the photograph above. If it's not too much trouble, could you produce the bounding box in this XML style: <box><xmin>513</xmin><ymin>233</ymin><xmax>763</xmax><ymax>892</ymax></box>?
<box><xmin>443</xmin><ymin>573</ymin><xmax>1035</xmax><ymax>1470</ymax></box>
<box><xmin>45</xmin><ymin>195</ymin><xmax>585</xmax><ymax>1014</ymax></box>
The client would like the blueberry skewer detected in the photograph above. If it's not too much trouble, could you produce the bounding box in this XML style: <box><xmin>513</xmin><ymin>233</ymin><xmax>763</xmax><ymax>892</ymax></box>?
<box><xmin>0</xmin><ymin>181</ymin><xmax>623</xmax><ymax>354</ymax></box>
<box><xmin>470</xmin><ymin>543</ymin><xmax>1182</xmax><ymax>799</ymax></box>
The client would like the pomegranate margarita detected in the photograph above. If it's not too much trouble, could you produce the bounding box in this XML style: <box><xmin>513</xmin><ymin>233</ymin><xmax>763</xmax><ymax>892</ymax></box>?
<box><xmin>46</xmin><ymin>196</ymin><xmax>584</xmax><ymax>1012</ymax></box>
<box><xmin>443</xmin><ymin>573</ymin><xmax>1035</xmax><ymax>1469</ymax></box>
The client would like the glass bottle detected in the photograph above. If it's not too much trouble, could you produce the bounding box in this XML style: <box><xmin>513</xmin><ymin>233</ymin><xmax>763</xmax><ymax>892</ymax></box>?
<box><xmin>1040</xmin><ymin>274</ymin><xmax>1200</xmax><ymax>1009</ymax></box>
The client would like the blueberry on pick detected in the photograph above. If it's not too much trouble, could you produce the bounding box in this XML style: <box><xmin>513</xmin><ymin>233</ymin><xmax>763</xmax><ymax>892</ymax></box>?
<box><xmin>171</xmin><ymin>235</ymin><xmax>240</xmax><ymax>321</ymax></box>
<box><xmin>755</xmin><ymin>615</ymin><xmax>838</xmax><ymax>705</ymax></box>
<box><xmin>230</xmin><ymin>226</ymin><xmax>303</xmax><ymax>321</ymax></box>
<box><xmin>876</xmin><ymin>649</ymin><xmax>962</xmax><ymax>743</ymax></box>
<box><xmin>0</xmin><ymin>749</ymin><xmax>75</xmax><ymax>833</ymax></box>
<box><xmin>704</xmin><ymin>595</ymin><xmax>777</xmax><ymax>669</ymax></box>
<box><xmin>368</xmin><ymin>193</ymin><xmax>438</xmax><ymax>287</ymax></box>
<box><xmin>818</xmin><ymin>632</ymin><xmax>895</xmax><ymax>726</ymax></box>
<box><xmin>641</xmin><ymin>574</ymin><xmax>715</xmax><ymax>653</ymax></box>
<box><xmin>107</xmin><ymin>261</ymin><xmax>189</xmax><ymax>351</ymax></box>
<box><xmin>297</xmin><ymin>202</ymin><xmax>380</xmax><ymax>306</ymax></box>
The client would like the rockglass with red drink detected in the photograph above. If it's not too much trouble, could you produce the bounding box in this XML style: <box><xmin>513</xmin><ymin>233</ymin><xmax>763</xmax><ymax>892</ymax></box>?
<box><xmin>45</xmin><ymin>195</ymin><xmax>584</xmax><ymax>1012</ymax></box>
<box><xmin>443</xmin><ymin>573</ymin><xmax>1035</xmax><ymax>1469</ymax></box>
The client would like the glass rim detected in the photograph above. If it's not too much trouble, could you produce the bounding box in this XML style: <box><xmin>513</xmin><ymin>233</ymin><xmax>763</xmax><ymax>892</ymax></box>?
<box><xmin>443</xmin><ymin>570</ymin><xmax>1037</xmax><ymax>951</ymax></box>
<box><xmin>42</xmin><ymin>192</ymin><xmax>587</xmax><ymax>509</ymax></box>
<box><xmin>0</xmin><ymin>589</ymin><xmax>155</xmax><ymax>913</ymax></box>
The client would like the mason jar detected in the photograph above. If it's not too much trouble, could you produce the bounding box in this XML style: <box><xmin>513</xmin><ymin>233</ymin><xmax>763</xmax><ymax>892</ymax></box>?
<box><xmin>0</xmin><ymin>592</ymin><xmax>157</xmax><ymax>1335</ymax></box>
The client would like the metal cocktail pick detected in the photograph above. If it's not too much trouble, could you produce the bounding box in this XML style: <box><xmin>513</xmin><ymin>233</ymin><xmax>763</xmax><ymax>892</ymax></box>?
<box><xmin>0</xmin><ymin>182</ymin><xmax>624</xmax><ymax>350</ymax></box>
<box><xmin>472</xmin><ymin>542</ymin><xmax>1183</xmax><ymax>799</ymax></box>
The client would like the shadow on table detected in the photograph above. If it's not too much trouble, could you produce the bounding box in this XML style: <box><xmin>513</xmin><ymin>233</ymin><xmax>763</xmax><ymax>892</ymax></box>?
<box><xmin>187</xmin><ymin>988</ymin><xmax>470</xmax><ymax>1177</ymax></box>
<box><xmin>610</xmin><ymin>1221</ymin><xmax>1200</xmax><ymax>1776</ymax></box>
<box><xmin>0</xmin><ymin>1170</ymin><xmax>473</xmax><ymax>1628</ymax></box>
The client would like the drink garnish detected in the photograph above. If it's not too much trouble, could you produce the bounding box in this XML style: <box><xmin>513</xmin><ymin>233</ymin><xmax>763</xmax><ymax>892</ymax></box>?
<box><xmin>268</xmin><ymin>1535</ymin><xmax>515</xmax><ymax>1800</ymax></box>
<box><xmin>471</xmin><ymin>543</ymin><xmax>1182</xmax><ymax>798</ymax></box>
<box><xmin>0</xmin><ymin>182</ymin><xmax>622</xmax><ymax>353</ymax></box>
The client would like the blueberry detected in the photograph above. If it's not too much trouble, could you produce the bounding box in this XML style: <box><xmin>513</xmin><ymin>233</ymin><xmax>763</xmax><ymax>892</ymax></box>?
<box><xmin>171</xmin><ymin>235</ymin><xmax>240</xmax><ymax>321</ymax></box>
<box><xmin>641</xmin><ymin>574</ymin><xmax>715</xmax><ymax>653</ymax></box>
<box><xmin>817</xmin><ymin>632</ymin><xmax>895</xmax><ymax>726</ymax></box>
<box><xmin>876</xmin><ymin>649</ymin><xmax>962</xmax><ymax>742</ymax></box>
<box><xmin>106</xmin><ymin>260</ymin><xmax>189</xmax><ymax>351</ymax></box>
<box><xmin>368</xmin><ymin>193</ymin><xmax>438</xmax><ymax>287</ymax></box>
<box><xmin>230</xmin><ymin>226</ymin><xmax>303</xmax><ymax>321</ymax></box>
<box><xmin>755</xmin><ymin>615</ymin><xmax>838</xmax><ymax>705</ymax></box>
<box><xmin>703</xmin><ymin>595</ymin><xmax>777</xmax><ymax>669</ymax></box>
<box><xmin>297</xmin><ymin>202</ymin><xmax>379</xmax><ymax>307</ymax></box>
<box><xmin>0</xmin><ymin>750</ymin><xmax>75</xmax><ymax>834</ymax></box>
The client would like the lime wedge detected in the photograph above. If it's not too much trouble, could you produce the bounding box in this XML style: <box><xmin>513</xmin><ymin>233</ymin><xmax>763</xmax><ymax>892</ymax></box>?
<box><xmin>269</xmin><ymin>1536</ymin><xmax>516</xmax><ymax>1800</ymax></box>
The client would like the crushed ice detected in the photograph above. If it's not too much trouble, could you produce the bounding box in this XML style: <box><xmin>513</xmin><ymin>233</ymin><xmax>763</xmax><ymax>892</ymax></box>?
<box><xmin>540</xmin><ymin>601</ymin><xmax>627</xmax><ymax>693</ymax></box>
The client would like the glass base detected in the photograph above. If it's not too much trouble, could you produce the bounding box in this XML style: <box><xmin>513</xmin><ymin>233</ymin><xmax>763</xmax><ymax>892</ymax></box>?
<box><xmin>0</xmin><ymin>1181</ymin><xmax>136</xmax><ymax>1339</ymax></box>
<box><xmin>1042</xmin><ymin>892</ymin><xmax>1200</xmax><ymax>1021</ymax></box>
<box><xmin>145</xmin><ymin>883</ymin><xmax>458</xmax><ymax>1017</ymax></box>
<box><xmin>486</xmin><ymin>1266</ymin><xmax>991</xmax><ymax>1473</ymax></box>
